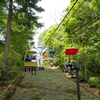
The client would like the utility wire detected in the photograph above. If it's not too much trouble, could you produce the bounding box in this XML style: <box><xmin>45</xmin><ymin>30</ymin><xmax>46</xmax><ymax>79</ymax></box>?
<box><xmin>45</xmin><ymin>0</ymin><xmax>86</xmax><ymax>44</ymax></box>
<box><xmin>56</xmin><ymin>0</ymin><xmax>86</xmax><ymax>40</ymax></box>
<box><xmin>57</xmin><ymin>4</ymin><xmax>100</xmax><ymax>41</ymax></box>
<box><xmin>45</xmin><ymin>0</ymin><xmax>78</xmax><ymax>45</ymax></box>
<box><xmin>45</xmin><ymin>0</ymin><xmax>100</xmax><ymax>46</ymax></box>
<box><xmin>64</xmin><ymin>0</ymin><xmax>86</xmax><ymax>25</ymax></box>
<box><xmin>51</xmin><ymin>17</ymin><xmax>100</xmax><ymax>48</ymax></box>
<box><xmin>58</xmin><ymin>14</ymin><xmax>99</xmax><ymax>39</ymax></box>
<box><xmin>76</xmin><ymin>20</ymin><xmax>100</xmax><ymax>36</ymax></box>
<box><xmin>70</xmin><ymin>13</ymin><xmax>100</xmax><ymax>36</ymax></box>
<box><xmin>62</xmin><ymin>17</ymin><xmax>100</xmax><ymax>45</ymax></box>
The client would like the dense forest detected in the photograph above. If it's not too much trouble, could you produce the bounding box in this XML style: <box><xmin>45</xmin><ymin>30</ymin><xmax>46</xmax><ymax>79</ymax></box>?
<box><xmin>0</xmin><ymin>0</ymin><xmax>100</xmax><ymax>88</ymax></box>
<box><xmin>0</xmin><ymin>0</ymin><xmax>44</xmax><ymax>83</ymax></box>
<box><xmin>38</xmin><ymin>0</ymin><xmax>100</xmax><ymax>87</ymax></box>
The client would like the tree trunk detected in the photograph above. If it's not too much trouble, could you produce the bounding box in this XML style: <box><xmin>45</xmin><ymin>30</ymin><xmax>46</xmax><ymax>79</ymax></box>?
<box><xmin>1</xmin><ymin>0</ymin><xmax>13</xmax><ymax>84</ymax></box>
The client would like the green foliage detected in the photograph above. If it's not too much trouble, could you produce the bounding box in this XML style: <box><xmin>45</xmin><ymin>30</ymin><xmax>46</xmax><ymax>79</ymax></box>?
<box><xmin>0</xmin><ymin>50</ymin><xmax>23</xmax><ymax>77</ymax></box>
<box><xmin>38</xmin><ymin>0</ymin><xmax>100</xmax><ymax>78</ymax></box>
<box><xmin>55</xmin><ymin>58</ymin><xmax>64</xmax><ymax>69</ymax></box>
<box><xmin>88</xmin><ymin>77</ymin><xmax>100</xmax><ymax>86</ymax></box>
<box><xmin>7</xmin><ymin>50</ymin><xmax>21</xmax><ymax>67</ymax></box>
<box><xmin>12</xmin><ymin>0</ymin><xmax>44</xmax><ymax>28</ymax></box>
<box><xmin>49</xmin><ymin>62</ymin><xmax>56</xmax><ymax>67</ymax></box>
<box><xmin>79</xmin><ymin>69</ymin><xmax>85</xmax><ymax>80</ymax></box>
<box><xmin>9</xmin><ymin>65</ymin><xmax>23</xmax><ymax>79</ymax></box>
<box><xmin>0</xmin><ymin>43</ymin><xmax>4</xmax><ymax>53</ymax></box>
<box><xmin>0</xmin><ymin>0</ymin><xmax>45</xmax><ymax>81</ymax></box>
<box><xmin>31</xmin><ymin>92</ymin><xmax>41</xmax><ymax>100</ymax></box>
<box><xmin>42</xmin><ymin>61</ymin><xmax>49</xmax><ymax>67</ymax></box>
<box><xmin>90</xmin><ymin>0</ymin><xmax>100</xmax><ymax>13</ymax></box>
<box><xmin>46</xmin><ymin>78</ymin><xmax>51</xmax><ymax>81</ymax></box>
<box><xmin>35</xmin><ymin>81</ymin><xmax>41</xmax><ymax>88</ymax></box>
<box><xmin>85</xmin><ymin>51</ymin><xmax>100</xmax><ymax>77</ymax></box>
<box><xmin>70</xmin><ymin>71</ymin><xmax>75</xmax><ymax>76</ymax></box>
<box><xmin>96</xmin><ymin>84</ymin><xmax>100</xmax><ymax>88</ymax></box>
<box><xmin>38</xmin><ymin>29</ymin><xmax>48</xmax><ymax>45</ymax></box>
<box><xmin>63</xmin><ymin>93</ymin><xmax>77</xmax><ymax>100</ymax></box>
<box><xmin>55</xmin><ymin>83</ymin><xmax>62</xmax><ymax>89</ymax></box>
<box><xmin>0</xmin><ymin>52</ymin><xmax>3</xmax><ymax>71</ymax></box>
<box><xmin>43</xmin><ymin>25</ymin><xmax>58</xmax><ymax>46</ymax></box>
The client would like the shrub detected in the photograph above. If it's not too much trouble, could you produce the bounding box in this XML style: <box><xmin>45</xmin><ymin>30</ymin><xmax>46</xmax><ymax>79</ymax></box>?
<box><xmin>0</xmin><ymin>50</ymin><xmax>23</xmax><ymax>78</ymax></box>
<box><xmin>70</xmin><ymin>71</ymin><xmax>75</xmax><ymax>76</ymax></box>
<box><xmin>88</xmin><ymin>77</ymin><xmax>100</xmax><ymax>86</ymax></box>
<box><xmin>96</xmin><ymin>84</ymin><xmax>100</xmax><ymax>88</ymax></box>
<box><xmin>9</xmin><ymin>65</ymin><xmax>22</xmax><ymax>78</ymax></box>
<box><xmin>7</xmin><ymin>50</ymin><xmax>21</xmax><ymax>66</ymax></box>
<box><xmin>79</xmin><ymin>70</ymin><xmax>85</xmax><ymax>80</ymax></box>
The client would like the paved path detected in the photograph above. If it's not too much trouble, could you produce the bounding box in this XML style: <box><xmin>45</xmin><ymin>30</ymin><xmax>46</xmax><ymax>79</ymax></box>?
<box><xmin>10</xmin><ymin>67</ymin><xmax>100</xmax><ymax>100</ymax></box>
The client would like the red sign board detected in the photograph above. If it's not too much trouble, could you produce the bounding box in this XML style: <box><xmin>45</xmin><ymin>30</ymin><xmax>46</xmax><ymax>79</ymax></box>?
<box><xmin>65</xmin><ymin>48</ymin><xmax>79</xmax><ymax>55</ymax></box>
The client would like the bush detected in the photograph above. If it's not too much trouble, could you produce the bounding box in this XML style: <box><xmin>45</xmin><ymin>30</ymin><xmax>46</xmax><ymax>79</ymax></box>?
<box><xmin>79</xmin><ymin>70</ymin><xmax>85</xmax><ymax>80</ymax></box>
<box><xmin>96</xmin><ymin>84</ymin><xmax>100</xmax><ymax>88</ymax></box>
<box><xmin>88</xmin><ymin>77</ymin><xmax>100</xmax><ymax>86</ymax></box>
<box><xmin>0</xmin><ymin>50</ymin><xmax>23</xmax><ymax>78</ymax></box>
<box><xmin>70</xmin><ymin>71</ymin><xmax>75</xmax><ymax>76</ymax></box>
<box><xmin>7</xmin><ymin>50</ymin><xmax>21</xmax><ymax>66</ymax></box>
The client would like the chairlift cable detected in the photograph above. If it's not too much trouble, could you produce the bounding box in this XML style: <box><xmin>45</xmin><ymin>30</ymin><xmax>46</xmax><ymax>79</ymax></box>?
<box><xmin>45</xmin><ymin>0</ymin><xmax>100</xmax><ymax>48</ymax></box>
<box><xmin>57</xmin><ymin>13</ymin><xmax>100</xmax><ymax>41</ymax></box>
<box><xmin>57</xmin><ymin>20</ymin><xmax>100</xmax><ymax>48</ymax></box>
<box><xmin>64</xmin><ymin>0</ymin><xmax>86</xmax><ymax>25</ymax></box>
<box><xmin>59</xmin><ymin>17</ymin><xmax>100</xmax><ymax>45</ymax></box>
<box><xmin>75</xmin><ymin>20</ymin><xmax>100</xmax><ymax>36</ymax></box>
<box><xmin>54</xmin><ymin>0</ymin><xmax>85</xmax><ymax>41</ymax></box>
<box><xmin>69</xmin><ymin>14</ymin><xmax>100</xmax><ymax>36</ymax></box>
<box><xmin>45</xmin><ymin>0</ymin><xmax>79</xmax><ymax>45</ymax></box>
<box><xmin>47</xmin><ymin>0</ymin><xmax>100</xmax><ymax>45</ymax></box>
<box><xmin>45</xmin><ymin>0</ymin><xmax>86</xmax><ymax>44</ymax></box>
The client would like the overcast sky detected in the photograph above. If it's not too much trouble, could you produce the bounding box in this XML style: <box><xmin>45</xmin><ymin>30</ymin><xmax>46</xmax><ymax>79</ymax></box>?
<box><xmin>34</xmin><ymin>0</ymin><xmax>70</xmax><ymax>47</ymax></box>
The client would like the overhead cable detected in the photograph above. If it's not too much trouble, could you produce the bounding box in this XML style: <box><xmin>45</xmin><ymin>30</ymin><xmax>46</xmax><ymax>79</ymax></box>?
<box><xmin>45</xmin><ymin>0</ymin><xmax>100</xmax><ymax>46</ymax></box>
<box><xmin>51</xmin><ymin>20</ymin><xmax>100</xmax><ymax>47</ymax></box>
<box><xmin>76</xmin><ymin>20</ymin><xmax>100</xmax><ymax>36</ymax></box>
<box><xmin>53</xmin><ymin>16</ymin><xmax>100</xmax><ymax>46</ymax></box>
<box><xmin>70</xmin><ymin>13</ymin><xmax>100</xmax><ymax>35</ymax></box>
<box><xmin>64</xmin><ymin>0</ymin><xmax>85</xmax><ymax>25</ymax></box>
<box><xmin>54</xmin><ymin>0</ymin><xmax>86</xmax><ymax>41</ymax></box>
<box><xmin>45</xmin><ymin>0</ymin><xmax>78</xmax><ymax>45</ymax></box>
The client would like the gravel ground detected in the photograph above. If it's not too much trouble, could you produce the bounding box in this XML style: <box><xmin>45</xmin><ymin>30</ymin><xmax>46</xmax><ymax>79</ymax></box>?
<box><xmin>10</xmin><ymin>67</ymin><xmax>100</xmax><ymax>100</ymax></box>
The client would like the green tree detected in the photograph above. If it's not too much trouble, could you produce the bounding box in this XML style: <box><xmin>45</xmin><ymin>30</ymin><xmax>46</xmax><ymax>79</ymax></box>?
<box><xmin>41</xmin><ymin>0</ymin><xmax>100</xmax><ymax>77</ymax></box>
<box><xmin>0</xmin><ymin>0</ymin><xmax>44</xmax><ymax>83</ymax></box>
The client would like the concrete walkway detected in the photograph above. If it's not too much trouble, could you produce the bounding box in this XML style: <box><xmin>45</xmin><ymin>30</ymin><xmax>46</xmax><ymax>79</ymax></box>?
<box><xmin>10</xmin><ymin>67</ymin><xmax>100</xmax><ymax>100</ymax></box>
